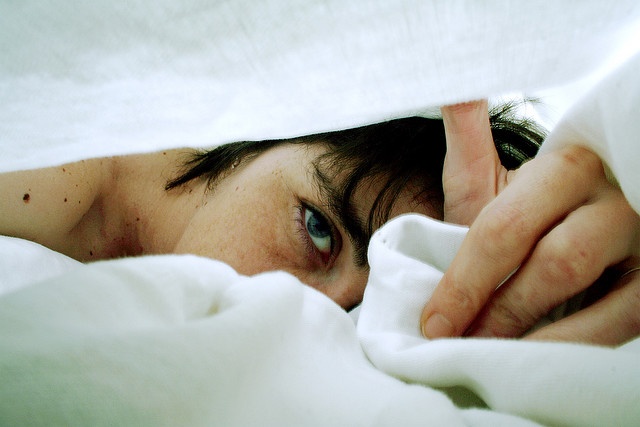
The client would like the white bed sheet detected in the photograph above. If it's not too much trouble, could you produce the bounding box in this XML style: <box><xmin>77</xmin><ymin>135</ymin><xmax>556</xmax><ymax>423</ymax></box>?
<box><xmin>2</xmin><ymin>1</ymin><xmax>639</xmax><ymax>172</ymax></box>
<box><xmin>1</xmin><ymin>1</ymin><xmax>640</xmax><ymax>426</ymax></box>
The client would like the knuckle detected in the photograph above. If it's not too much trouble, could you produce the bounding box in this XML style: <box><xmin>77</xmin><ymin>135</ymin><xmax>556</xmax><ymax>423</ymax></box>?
<box><xmin>443</xmin><ymin>180</ymin><xmax>483</xmax><ymax>210</ymax></box>
<box><xmin>557</xmin><ymin>146</ymin><xmax>604</xmax><ymax>179</ymax></box>
<box><xmin>622</xmin><ymin>278</ymin><xmax>640</xmax><ymax>335</ymax></box>
<box><xmin>538</xmin><ymin>233</ymin><xmax>601</xmax><ymax>288</ymax></box>
<box><xmin>487</xmin><ymin>294</ymin><xmax>540</xmax><ymax>336</ymax></box>
<box><xmin>441</xmin><ymin>275</ymin><xmax>483</xmax><ymax>315</ymax></box>
<box><xmin>475</xmin><ymin>203</ymin><xmax>530</xmax><ymax>260</ymax></box>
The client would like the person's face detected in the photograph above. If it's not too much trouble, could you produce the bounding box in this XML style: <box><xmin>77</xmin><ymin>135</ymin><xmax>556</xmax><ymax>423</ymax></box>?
<box><xmin>174</xmin><ymin>144</ymin><xmax>438</xmax><ymax>310</ymax></box>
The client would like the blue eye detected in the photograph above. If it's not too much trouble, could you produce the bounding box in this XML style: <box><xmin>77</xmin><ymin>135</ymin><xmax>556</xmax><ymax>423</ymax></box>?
<box><xmin>304</xmin><ymin>206</ymin><xmax>332</xmax><ymax>254</ymax></box>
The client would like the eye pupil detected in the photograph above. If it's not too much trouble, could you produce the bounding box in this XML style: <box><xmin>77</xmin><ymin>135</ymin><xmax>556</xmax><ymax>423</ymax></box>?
<box><xmin>306</xmin><ymin>210</ymin><xmax>330</xmax><ymax>238</ymax></box>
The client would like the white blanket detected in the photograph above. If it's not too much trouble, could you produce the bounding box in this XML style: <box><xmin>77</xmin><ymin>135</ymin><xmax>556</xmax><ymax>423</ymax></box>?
<box><xmin>1</xmin><ymin>1</ymin><xmax>640</xmax><ymax>426</ymax></box>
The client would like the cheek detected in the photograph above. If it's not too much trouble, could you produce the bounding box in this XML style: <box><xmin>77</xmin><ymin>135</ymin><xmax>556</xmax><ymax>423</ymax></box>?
<box><xmin>174</xmin><ymin>181</ymin><xmax>294</xmax><ymax>276</ymax></box>
<box><xmin>211</xmin><ymin>210</ymin><xmax>286</xmax><ymax>275</ymax></box>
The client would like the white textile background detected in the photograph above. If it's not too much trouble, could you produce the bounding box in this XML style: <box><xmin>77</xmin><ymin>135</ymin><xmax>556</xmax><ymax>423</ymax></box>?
<box><xmin>1</xmin><ymin>1</ymin><xmax>639</xmax><ymax>172</ymax></box>
<box><xmin>2</xmin><ymin>1</ymin><xmax>640</xmax><ymax>426</ymax></box>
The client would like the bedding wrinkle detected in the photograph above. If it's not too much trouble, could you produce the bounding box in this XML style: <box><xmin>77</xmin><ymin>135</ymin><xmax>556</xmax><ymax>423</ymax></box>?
<box><xmin>360</xmin><ymin>214</ymin><xmax>640</xmax><ymax>426</ymax></box>
<box><xmin>2</xmin><ymin>1</ymin><xmax>640</xmax><ymax>426</ymax></box>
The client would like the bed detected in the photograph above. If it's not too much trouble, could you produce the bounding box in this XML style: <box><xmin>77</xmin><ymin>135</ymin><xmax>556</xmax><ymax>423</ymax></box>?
<box><xmin>1</xmin><ymin>1</ymin><xmax>640</xmax><ymax>425</ymax></box>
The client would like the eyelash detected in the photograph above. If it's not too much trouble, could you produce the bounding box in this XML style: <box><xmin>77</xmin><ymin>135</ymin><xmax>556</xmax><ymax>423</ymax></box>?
<box><xmin>295</xmin><ymin>202</ymin><xmax>340</xmax><ymax>268</ymax></box>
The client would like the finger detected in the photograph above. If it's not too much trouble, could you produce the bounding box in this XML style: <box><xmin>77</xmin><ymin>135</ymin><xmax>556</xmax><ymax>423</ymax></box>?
<box><xmin>466</xmin><ymin>189</ymin><xmax>640</xmax><ymax>338</ymax></box>
<box><xmin>441</xmin><ymin>100</ymin><xmax>504</xmax><ymax>225</ymax></box>
<box><xmin>525</xmin><ymin>263</ymin><xmax>640</xmax><ymax>346</ymax></box>
<box><xmin>421</xmin><ymin>145</ymin><xmax>605</xmax><ymax>339</ymax></box>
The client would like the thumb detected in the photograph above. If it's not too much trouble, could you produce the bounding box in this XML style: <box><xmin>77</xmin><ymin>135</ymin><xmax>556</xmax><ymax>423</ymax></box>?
<box><xmin>441</xmin><ymin>100</ymin><xmax>503</xmax><ymax>225</ymax></box>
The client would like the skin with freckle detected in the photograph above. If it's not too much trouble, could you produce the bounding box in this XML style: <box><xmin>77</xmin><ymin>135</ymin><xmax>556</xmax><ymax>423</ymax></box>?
<box><xmin>0</xmin><ymin>146</ymin><xmax>436</xmax><ymax>309</ymax></box>
<box><xmin>0</xmin><ymin>111</ymin><xmax>543</xmax><ymax>309</ymax></box>
<box><xmin>2</xmin><ymin>109</ymin><xmax>637</xmax><ymax>346</ymax></box>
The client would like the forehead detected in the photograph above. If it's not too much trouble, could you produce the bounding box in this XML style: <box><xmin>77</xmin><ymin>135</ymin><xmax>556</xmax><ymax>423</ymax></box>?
<box><xmin>248</xmin><ymin>142</ymin><xmax>441</xmax><ymax>230</ymax></box>
<box><xmin>308</xmin><ymin>143</ymin><xmax>442</xmax><ymax>219</ymax></box>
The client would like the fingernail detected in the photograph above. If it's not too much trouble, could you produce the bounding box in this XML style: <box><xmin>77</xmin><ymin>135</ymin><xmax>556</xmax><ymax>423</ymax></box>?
<box><xmin>422</xmin><ymin>313</ymin><xmax>455</xmax><ymax>338</ymax></box>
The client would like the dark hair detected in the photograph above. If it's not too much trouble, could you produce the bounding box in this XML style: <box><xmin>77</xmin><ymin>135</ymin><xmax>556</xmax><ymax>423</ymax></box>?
<box><xmin>166</xmin><ymin>103</ymin><xmax>544</xmax><ymax>263</ymax></box>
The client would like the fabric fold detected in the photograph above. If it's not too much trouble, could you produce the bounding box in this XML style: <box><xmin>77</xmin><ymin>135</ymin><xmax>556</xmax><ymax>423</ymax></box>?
<box><xmin>359</xmin><ymin>215</ymin><xmax>640</xmax><ymax>427</ymax></box>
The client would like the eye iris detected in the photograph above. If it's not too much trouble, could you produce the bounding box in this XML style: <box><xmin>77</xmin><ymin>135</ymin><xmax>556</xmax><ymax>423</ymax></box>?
<box><xmin>306</xmin><ymin>210</ymin><xmax>330</xmax><ymax>238</ymax></box>
<box><xmin>304</xmin><ymin>207</ymin><xmax>332</xmax><ymax>254</ymax></box>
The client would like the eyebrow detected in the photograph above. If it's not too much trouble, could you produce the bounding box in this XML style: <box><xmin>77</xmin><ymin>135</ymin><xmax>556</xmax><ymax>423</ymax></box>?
<box><xmin>311</xmin><ymin>167</ymin><xmax>370</xmax><ymax>269</ymax></box>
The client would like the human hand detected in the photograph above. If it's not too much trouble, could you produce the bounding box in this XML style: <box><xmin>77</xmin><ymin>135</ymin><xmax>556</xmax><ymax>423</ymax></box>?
<box><xmin>420</xmin><ymin>100</ymin><xmax>640</xmax><ymax>346</ymax></box>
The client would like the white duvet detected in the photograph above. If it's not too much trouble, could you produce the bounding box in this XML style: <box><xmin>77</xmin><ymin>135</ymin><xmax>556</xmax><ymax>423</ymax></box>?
<box><xmin>1</xmin><ymin>1</ymin><xmax>640</xmax><ymax>426</ymax></box>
